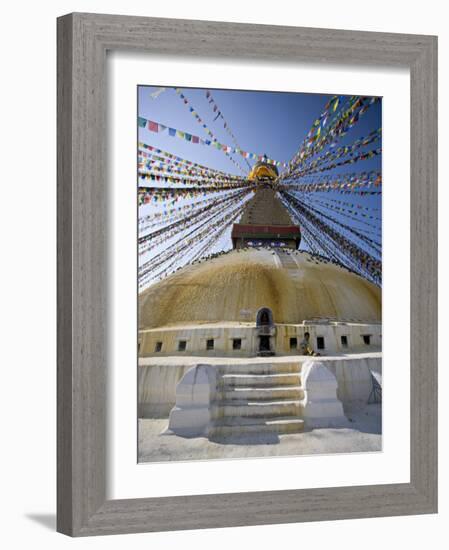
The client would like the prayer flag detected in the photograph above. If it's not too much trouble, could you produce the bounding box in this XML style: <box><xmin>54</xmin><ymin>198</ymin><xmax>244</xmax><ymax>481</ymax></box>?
<box><xmin>148</xmin><ymin>120</ymin><xmax>158</xmax><ymax>132</ymax></box>
<box><xmin>138</xmin><ymin>117</ymin><xmax>147</xmax><ymax>128</ymax></box>
<box><xmin>150</xmin><ymin>87</ymin><xmax>166</xmax><ymax>99</ymax></box>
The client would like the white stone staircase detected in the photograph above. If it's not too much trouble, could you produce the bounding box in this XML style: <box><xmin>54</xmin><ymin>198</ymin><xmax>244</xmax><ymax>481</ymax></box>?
<box><xmin>210</xmin><ymin>362</ymin><xmax>305</xmax><ymax>438</ymax></box>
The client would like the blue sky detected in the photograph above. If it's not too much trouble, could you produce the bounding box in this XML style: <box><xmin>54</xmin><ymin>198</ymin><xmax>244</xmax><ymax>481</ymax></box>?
<box><xmin>138</xmin><ymin>85</ymin><xmax>382</xmax><ymax>178</ymax></box>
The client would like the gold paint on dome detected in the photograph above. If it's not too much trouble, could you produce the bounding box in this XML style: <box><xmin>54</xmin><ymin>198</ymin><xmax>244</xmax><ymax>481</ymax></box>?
<box><xmin>139</xmin><ymin>248</ymin><xmax>381</xmax><ymax>329</ymax></box>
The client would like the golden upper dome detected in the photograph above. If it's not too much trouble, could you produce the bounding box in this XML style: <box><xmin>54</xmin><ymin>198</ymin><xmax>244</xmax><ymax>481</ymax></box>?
<box><xmin>248</xmin><ymin>161</ymin><xmax>279</xmax><ymax>181</ymax></box>
<box><xmin>139</xmin><ymin>249</ymin><xmax>381</xmax><ymax>329</ymax></box>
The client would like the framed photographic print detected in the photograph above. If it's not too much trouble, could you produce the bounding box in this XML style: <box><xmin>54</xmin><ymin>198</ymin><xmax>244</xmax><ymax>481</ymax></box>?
<box><xmin>136</xmin><ymin>85</ymin><xmax>383</xmax><ymax>463</ymax></box>
<box><xmin>57</xmin><ymin>13</ymin><xmax>437</xmax><ymax>536</ymax></box>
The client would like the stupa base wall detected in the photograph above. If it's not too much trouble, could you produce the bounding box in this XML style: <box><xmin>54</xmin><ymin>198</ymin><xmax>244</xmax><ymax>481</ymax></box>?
<box><xmin>138</xmin><ymin>353</ymin><xmax>381</xmax><ymax>418</ymax></box>
<box><xmin>139</xmin><ymin>322</ymin><xmax>382</xmax><ymax>358</ymax></box>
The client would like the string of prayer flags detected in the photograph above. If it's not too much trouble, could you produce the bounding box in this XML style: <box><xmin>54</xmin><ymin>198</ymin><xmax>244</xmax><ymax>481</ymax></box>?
<box><xmin>282</xmin><ymin>190</ymin><xmax>381</xmax><ymax>285</ymax></box>
<box><xmin>139</xmin><ymin>157</ymin><xmax>243</xmax><ymax>181</ymax></box>
<box><xmin>138</xmin><ymin>205</ymin><xmax>242</xmax><ymax>288</ymax></box>
<box><xmin>296</xmin><ymin>197</ymin><xmax>382</xmax><ymax>252</ymax></box>
<box><xmin>204</xmin><ymin>89</ymin><xmax>252</xmax><ymax>170</ymax></box>
<box><xmin>138</xmin><ymin>142</ymin><xmax>242</xmax><ymax>179</ymax></box>
<box><xmin>289</xmin><ymin>147</ymin><xmax>382</xmax><ymax>179</ymax></box>
<box><xmin>138</xmin><ymin>116</ymin><xmax>288</xmax><ymax>168</ymax></box>
<box><xmin>138</xmin><ymin>193</ymin><xmax>252</xmax><ymax>281</ymax></box>
<box><xmin>291</xmin><ymin>128</ymin><xmax>381</xmax><ymax>177</ymax></box>
<box><xmin>280</xmin><ymin>170</ymin><xmax>382</xmax><ymax>193</ymax></box>
<box><xmin>138</xmin><ymin>189</ymin><xmax>250</xmax><ymax>253</ymax></box>
<box><xmin>307</xmin><ymin>198</ymin><xmax>381</xmax><ymax>222</ymax></box>
<box><xmin>138</xmin><ymin>185</ymin><xmax>253</xmax><ymax>206</ymax></box>
<box><xmin>282</xmin><ymin>96</ymin><xmax>380</xmax><ymax>179</ymax></box>
<box><xmin>309</xmin><ymin>195</ymin><xmax>381</xmax><ymax>212</ymax></box>
<box><xmin>138</xmin><ymin>170</ymin><xmax>250</xmax><ymax>189</ymax></box>
<box><xmin>174</xmin><ymin>88</ymin><xmax>247</xmax><ymax>174</ymax></box>
<box><xmin>138</xmin><ymin>188</ymin><xmax>247</xmax><ymax>232</ymax></box>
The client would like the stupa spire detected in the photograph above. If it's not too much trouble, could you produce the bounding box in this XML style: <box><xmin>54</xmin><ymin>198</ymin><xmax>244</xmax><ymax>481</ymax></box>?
<box><xmin>231</xmin><ymin>163</ymin><xmax>301</xmax><ymax>250</ymax></box>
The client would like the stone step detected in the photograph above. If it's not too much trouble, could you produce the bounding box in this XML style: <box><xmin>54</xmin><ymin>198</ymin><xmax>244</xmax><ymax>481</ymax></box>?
<box><xmin>211</xmin><ymin>416</ymin><xmax>305</xmax><ymax>437</ymax></box>
<box><xmin>220</xmin><ymin>373</ymin><xmax>301</xmax><ymax>387</ymax></box>
<box><xmin>275</xmin><ymin>251</ymin><xmax>303</xmax><ymax>280</ymax></box>
<box><xmin>220</xmin><ymin>386</ymin><xmax>304</xmax><ymax>401</ymax></box>
<box><xmin>217</xmin><ymin>362</ymin><xmax>301</xmax><ymax>375</ymax></box>
<box><xmin>277</xmin><ymin>255</ymin><xmax>298</xmax><ymax>269</ymax></box>
<box><xmin>212</xmin><ymin>399</ymin><xmax>302</xmax><ymax>418</ymax></box>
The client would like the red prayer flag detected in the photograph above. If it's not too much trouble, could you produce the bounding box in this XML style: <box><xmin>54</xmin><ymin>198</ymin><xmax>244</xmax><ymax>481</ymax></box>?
<box><xmin>148</xmin><ymin>120</ymin><xmax>159</xmax><ymax>132</ymax></box>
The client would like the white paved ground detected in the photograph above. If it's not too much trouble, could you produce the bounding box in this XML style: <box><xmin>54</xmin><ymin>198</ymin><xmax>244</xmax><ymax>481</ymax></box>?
<box><xmin>138</xmin><ymin>403</ymin><xmax>381</xmax><ymax>463</ymax></box>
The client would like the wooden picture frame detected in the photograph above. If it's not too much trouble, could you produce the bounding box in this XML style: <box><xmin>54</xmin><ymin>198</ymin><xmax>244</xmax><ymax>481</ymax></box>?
<box><xmin>57</xmin><ymin>12</ymin><xmax>438</xmax><ymax>536</ymax></box>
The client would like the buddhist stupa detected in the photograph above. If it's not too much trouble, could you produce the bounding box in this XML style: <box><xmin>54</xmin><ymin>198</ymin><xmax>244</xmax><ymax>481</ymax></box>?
<box><xmin>139</xmin><ymin>183</ymin><xmax>381</xmax><ymax>358</ymax></box>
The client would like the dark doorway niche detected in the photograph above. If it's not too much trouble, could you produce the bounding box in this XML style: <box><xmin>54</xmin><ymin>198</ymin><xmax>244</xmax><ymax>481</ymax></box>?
<box><xmin>256</xmin><ymin>307</ymin><xmax>274</xmax><ymax>327</ymax></box>
<box><xmin>259</xmin><ymin>335</ymin><xmax>271</xmax><ymax>352</ymax></box>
